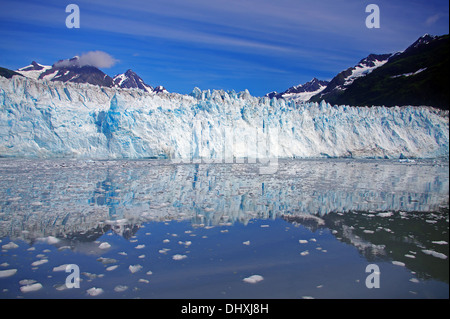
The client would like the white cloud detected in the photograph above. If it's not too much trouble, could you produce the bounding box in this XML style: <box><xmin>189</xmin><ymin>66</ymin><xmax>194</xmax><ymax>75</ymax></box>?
<box><xmin>55</xmin><ymin>51</ymin><xmax>118</xmax><ymax>69</ymax></box>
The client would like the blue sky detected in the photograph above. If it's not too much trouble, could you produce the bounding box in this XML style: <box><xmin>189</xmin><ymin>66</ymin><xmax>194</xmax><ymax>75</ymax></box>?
<box><xmin>0</xmin><ymin>0</ymin><xmax>448</xmax><ymax>96</ymax></box>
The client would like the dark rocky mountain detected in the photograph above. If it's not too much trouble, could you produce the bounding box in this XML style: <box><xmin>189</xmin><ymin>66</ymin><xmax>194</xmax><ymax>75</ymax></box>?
<box><xmin>0</xmin><ymin>66</ymin><xmax>22</xmax><ymax>79</ymax></box>
<box><xmin>43</xmin><ymin>65</ymin><xmax>115</xmax><ymax>87</ymax></box>
<box><xmin>14</xmin><ymin>57</ymin><xmax>166</xmax><ymax>93</ymax></box>
<box><xmin>309</xmin><ymin>53</ymin><xmax>392</xmax><ymax>103</ymax></box>
<box><xmin>313</xmin><ymin>34</ymin><xmax>449</xmax><ymax>110</ymax></box>
<box><xmin>266</xmin><ymin>78</ymin><xmax>329</xmax><ymax>101</ymax></box>
<box><xmin>113</xmin><ymin>69</ymin><xmax>154</xmax><ymax>93</ymax></box>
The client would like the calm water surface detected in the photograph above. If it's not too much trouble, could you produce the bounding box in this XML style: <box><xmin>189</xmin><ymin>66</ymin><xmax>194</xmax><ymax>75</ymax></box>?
<box><xmin>0</xmin><ymin>158</ymin><xmax>448</xmax><ymax>299</ymax></box>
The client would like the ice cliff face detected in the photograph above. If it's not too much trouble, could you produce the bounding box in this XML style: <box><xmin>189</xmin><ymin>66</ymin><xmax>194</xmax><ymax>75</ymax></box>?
<box><xmin>0</xmin><ymin>75</ymin><xmax>448</xmax><ymax>159</ymax></box>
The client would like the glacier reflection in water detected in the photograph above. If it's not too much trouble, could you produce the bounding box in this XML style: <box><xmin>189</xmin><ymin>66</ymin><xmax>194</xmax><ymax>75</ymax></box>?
<box><xmin>0</xmin><ymin>158</ymin><xmax>448</xmax><ymax>298</ymax></box>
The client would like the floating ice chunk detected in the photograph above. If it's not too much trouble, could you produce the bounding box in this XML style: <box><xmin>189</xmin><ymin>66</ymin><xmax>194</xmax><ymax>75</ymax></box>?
<box><xmin>138</xmin><ymin>255</ymin><xmax>146</xmax><ymax>259</ymax></box>
<box><xmin>377</xmin><ymin>212</ymin><xmax>393</xmax><ymax>217</ymax></box>
<box><xmin>172</xmin><ymin>254</ymin><xmax>187</xmax><ymax>261</ymax></box>
<box><xmin>0</xmin><ymin>269</ymin><xmax>17</xmax><ymax>278</ymax></box>
<box><xmin>409</xmin><ymin>278</ymin><xmax>420</xmax><ymax>283</ymax></box>
<box><xmin>243</xmin><ymin>275</ymin><xmax>264</xmax><ymax>284</ymax></box>
<box><xmin>422</xmin><ymin>249</ymin><xmax>448</xmax><ymax>259</ymax></box>
<box><xmin>310</xmin><ymin>238</ymin><xmax>317</xmax><ymax>242</ymax></box>
<box><xmin>404</xmin><ymin>254</ymin><xmax>416</xmax><ymax>259</ymax></box>
<box><xmin>260</xmin><ymin>225</ymin><xmax>269</xmax><ymax>228</ymax></box>
<box><xmin>129</xmin><ymin>264</ymin><xmax>143</xmax><ymax>273</ymax></box>
<box><xmin>146</xmin><ymin>271</ymin><xmax>153</xmax><ymax>275</ymax></box>
<box><xmin>299</xmin><ymin>240</ymin><xmax>308</xmax><ymax>244</ymax></box>
<box><xmin>97</xmin><ymin>257</ymin><xmax>117</xmax><ymax>264</ymax></box>
<box><xmin>139</xmin><ymin>279</ymin><xmax>149</xmax><ymax>284</ymax></box>
<box><xmin>300</xmin><ymin>250</ymin><xmax>309</xmax><ymax>256</ymax></box>
<box><xmin>363</xmin><ymin>230</ymin><xmax>375</xmax><ymax>234</ymax></box>
<box><xmin>106</xmin><ymin>265</ymin><xmax>118</xmax><ymax>271</ymax></box>
<box><xmin>44</xmin><ymin>236</ymin><xmax>60</xmax><ymax>245</ymax></box>
<box><xmin>392</xmin><ymin>261</ymin><xmax>405</xmax><ymax>267</ymax></box>
<box><xmin>54</xmin><ymin>283</ymin><xmax>69</xmax><ymax>291</ymax></box>
<box><xmin>2</xmin><ymin>242</ymin><xmax>19</xmax><ymax>250</ymax></box>
<box><xmin>31</xmin><ymin>259</ymin><xmax>48</xmax><ymax>267</ymax></box>
<box><xmin>118</xmin><ymin>251</ymin><xmax>127</xmax><ymax>256</ymax></box>
<box><xmin>163</xmin><ymin>239</ymin><xmax>170</xmax><ymax>243</ymax></box>
<box><xmin>135</xmin><ymin>244</ymin><xmax>145</xmax><ymax>249</ymax></box>
<box><xmin>53</xmin><ymin>264</ymin><xmax>71</xmax><ymax>272</ymax></box>
<box><xmin>20</xmin><ymin>283</ymin><xmax>43</xmax><ymax>293</ymax></box>
<box><xmin>302</xmin><ymin>296</ymin><xmax>315</xmax><ymax>299</ymax></box>
<box><xmin>19</xmin><ymin>279</ymin><xmax>36</xmax><ymax>285</ymax></box>
<box><xmin>86</xmin><ymin>287</ymin><xmax>104</xmax><ymax>296</ymax></box>
<box><xmin>99</xmin><ymin>242</ymin><xmax>111</xmax><ymax>249</ymax></box>
<box><xmin>432</xmin><ymin>241</ymin><xmax>448</xmax><ymax>245</ymax></box>
<box><xmin>114</xmin><ymin>285</ymin><xmax>128</xmax><ymax>292</ymax></box>
<box><xmin>243</xmin><ymin>241</ymin><xmax>251</xmax><ymax>245</ymax></box>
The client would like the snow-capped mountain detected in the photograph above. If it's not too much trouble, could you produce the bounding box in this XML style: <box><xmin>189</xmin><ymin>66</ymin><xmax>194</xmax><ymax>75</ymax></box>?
<box><xmin>405</xmin><ymin>33</ymin><xmax>439</xmax><ymax>52</ymax></box>
<box><xmin>266</xmin><ymin>78</ymin><xmax>329</xmax><ymax>102</ymax></box>
<box><xmin>15</xmin><ymin>58</ymin><xmax>165</xmax><ymax>94</ymax></box>
<box><xmin>310</xmin><ymin>53</ymin><xmax>392</xmax><ymax>103</ymax></box>
<box><xmin>113</xmin><ymin>69</ymin><xmax>154</xmax><ymax>93</ymax></box>
<box><xmin>0</xmin><ymin>75</ymin><xmax>447</xmax><ymax>160</ymax></box>
<box><xmin>16</xmin><ymin>57</ymin><xmax>115</xmax><ymax>87</ymax></box>
<box><xmin>16</xmin><ymin>61</ymin><xmax>53</xmax><ymax>80</ymax></box>
<box><xmin>317</xmin><ymin>34</ymin><xmax>449</xmax><ymax>109</ymax></box>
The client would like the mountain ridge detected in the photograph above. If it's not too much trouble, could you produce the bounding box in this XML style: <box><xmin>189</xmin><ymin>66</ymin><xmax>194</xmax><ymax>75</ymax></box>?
<box><xmin>15</xmin><ymin>58</ymin><xmax>166</xmax><ymax>94</ymax></box>
<box><xmin>309</xmin><ymin>34</ymin><xmax>449</xmax><ymax>110</ymax></box>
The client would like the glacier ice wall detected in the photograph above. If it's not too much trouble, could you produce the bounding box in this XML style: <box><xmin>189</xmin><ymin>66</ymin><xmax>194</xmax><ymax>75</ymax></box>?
<box><xmin>0</xmin><ymin>76</ymin><xmax>448</xmax><ymax>159</ymax></box>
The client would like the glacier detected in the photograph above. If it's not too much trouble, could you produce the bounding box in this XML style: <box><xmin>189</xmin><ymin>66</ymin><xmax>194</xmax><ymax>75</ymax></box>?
<box><xmin>0</xmin><ymin>75</ymin><xmax>448</xmax><ymax>159</ymax></box>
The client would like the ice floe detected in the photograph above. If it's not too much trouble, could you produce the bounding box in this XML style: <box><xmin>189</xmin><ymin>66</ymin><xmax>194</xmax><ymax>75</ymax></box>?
<box><xmin>243</xmin><ymin>275</ymin><xmax>264</xmax><ymax>284</ymax></box>
<box><xmin>431</xmin><ymin>241</ymin><xmax>448</xmax><ymax>245</ymax></box>
<box><xmin>0</xmin><ymin>269</ymin><xmax>17</xmax><ymax>278</ymax></box>
<box><xmin>52</xmin><ymin>264</ymin><xmax>71</xmax><ymax>272</ymax></box>
<box><xmin>172</xmin><ymin>254</ymin><xmax>187</xmax><ymax>261</ymax></box>
<box><xmin>31</xmin><ymin>259</ymin><xmax>48</xmax><ymax>267</ymax></box>
<box><xmin>86</xmin><ymin>287</ymin><xmax>104</xmax><ymax>296</ymax></box>
<box><xmin>422</xmin><ymin>249</ymin><xmax>448</xmax><ymax>259</ymax></box>
<box><xmin>114</xmin><ymin>285</ymin><xmax>128</xmax><ymax>292</ymax></box>
<box><xmin>2</xmin><ymin>242</ymin><xmax>18</xmax><ymax>250</ymax></box>
<box><xmin>20</xmin><ymin>283</ymin><xmax>43</xmax><ymax>293</ymax></box>
<box><xmin>392</xmin><ymin>261</ymin><xmax>406</xmax><ymax>267</ymax></box>
<box><xmin>99</xmin><ymin>242</ymin><xmax>111</xmax><ymax>249</ymax></box>
<box><xmin>128</xmin><ymin>264</ymin><xmax>143</xmax><ymax>273</ymax></box>
<box><xmin>38</xmin><ymin>236</ymin><xmax>60</xmax><ymax>245</ymax></box>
